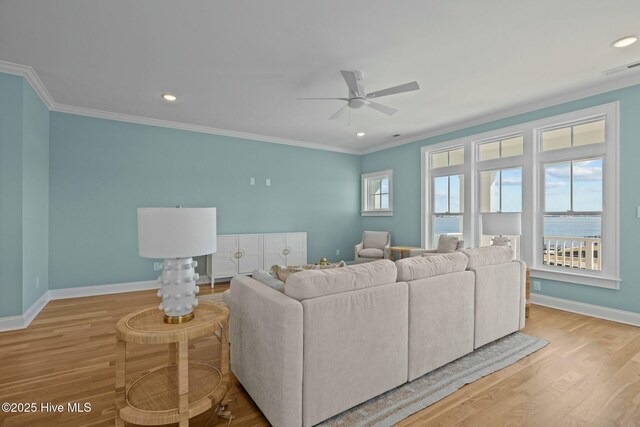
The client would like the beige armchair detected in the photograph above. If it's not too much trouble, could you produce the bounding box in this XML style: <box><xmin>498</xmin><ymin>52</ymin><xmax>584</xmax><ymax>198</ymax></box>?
<box><xmin>354</xmin><ymin>231</ymin><xmax>391</xmax><ymax>264</ymax></box>
<box><xmin>409</xmin><ymin>235</ymin><xmax>464</xmax><ymax>257</ymax></box>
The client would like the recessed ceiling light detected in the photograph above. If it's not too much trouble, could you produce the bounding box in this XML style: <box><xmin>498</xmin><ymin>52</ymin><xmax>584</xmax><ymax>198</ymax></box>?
<box><xmin>611</xmin><ymin>35</ymin><xmax>638</xmax><ymax>48</ymax></box>
<box><xmin>356</xmin><ymin>132</ymin><xmax>366</xmax><ymax>137</ymax></box>
<box><xmin>162</xmin><ymin>93</ymin><xmax>177</xmax><ymax>102</ymax></box>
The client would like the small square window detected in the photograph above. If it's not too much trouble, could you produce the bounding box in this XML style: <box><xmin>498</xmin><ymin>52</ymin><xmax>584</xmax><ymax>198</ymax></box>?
<box><xmin>362</xmin><ymin>170</ymin><xmax>393</xmax><ymax>216</ymax></box>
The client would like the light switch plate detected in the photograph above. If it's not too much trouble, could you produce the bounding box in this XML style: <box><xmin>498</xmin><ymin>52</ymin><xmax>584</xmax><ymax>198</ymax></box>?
<box><xmin>266</xmin><ymin>178</ymin><xmax>271</xmax><ymax>186</ymax></box>
<box><xmin>250</xmin><ymin>177</ymin><xmax>255</xmax><ymax>185</ymax></box>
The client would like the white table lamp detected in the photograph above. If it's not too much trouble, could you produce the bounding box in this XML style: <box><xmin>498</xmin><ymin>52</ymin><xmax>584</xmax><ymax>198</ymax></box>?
<box><xmin>137</xmin><ymin>207</ymin><xmax>217</xmax><ymax>323</ymax></box>
<box><xmin>482</xmin><ymin>212</ymin><xmax>521</xmax><ymax>247</ymax></box>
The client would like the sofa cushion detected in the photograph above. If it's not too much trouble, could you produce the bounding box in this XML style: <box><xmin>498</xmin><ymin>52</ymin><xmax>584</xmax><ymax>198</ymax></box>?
<box><xmin>359</xmin><ymin>248</ymin><xmax>384</xmax><ymax>258</ymax></box>
<box><xmin>396</xmin><ymin>252</ymin><xmax>468</xmax><ymax>282</ymax></box>
<box><xmin>251</xmin><ymin>269</ymin><xmax>285</xmax><ymax>292</ymax></box>
<box><xmin>284</xmin><ymin>259</ymin><xmax>397</xmax><ymax>301</ymax></box>
<box><xmin>437</xmin><ymin>235</ymin><xmax>461</xmax><ymax>253</ymax></box>
<box><xmin>363</xmin><ymin>231</ymin><xmax>389</xmax><ymax>249</ymax></box>
<box><xmin>460</xmin><ymin>246</ymin><xmax>514</xmax><ymax>269</ymax></box>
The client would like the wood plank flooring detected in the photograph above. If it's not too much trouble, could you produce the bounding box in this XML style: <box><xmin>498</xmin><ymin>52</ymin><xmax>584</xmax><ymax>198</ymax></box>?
<box><xmin>1</xmin><ymin>285</ymin><xmax>639</xmax><ymax>426</ymax></box>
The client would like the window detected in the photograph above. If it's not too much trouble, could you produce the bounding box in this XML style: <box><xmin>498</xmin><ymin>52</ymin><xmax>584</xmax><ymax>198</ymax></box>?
<box><xmin>479</xmin><ymin>167</ymin><xmax>522</xmax><ymax>252</ymax></box>
<box><xmin>431</xmin><ymin>147</ymin><xmax>464</xmax><ymax>168</ymax></box>
<box><xmin>421</xmin><ymin>103</ymin><xmax>619</xmax><ymax>289</ymax></box>
<box><xmin>478</xmin><ymin>136</ymin><xmax>524</xmax><ymax>161</ymax></box>
<box><xmin>541</xmin><ymin>119</ymin><xmax>605</xmax><ymax>152</ymax></box>
<box><xmin>432</xmin><ymin>174</ymin><xmax>464</xmax><ymax>246</ymax></box>
<box><xmin>361</xmin><ymin>170</ymin><xmax>393</xmax><ymax>216</ymax></box>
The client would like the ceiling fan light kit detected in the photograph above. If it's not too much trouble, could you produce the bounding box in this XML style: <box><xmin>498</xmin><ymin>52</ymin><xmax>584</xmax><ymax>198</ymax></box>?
<box><xmin>299</xmin><ymin>70</ymin><xmax>420</xmax><ymax>120</ymax></box>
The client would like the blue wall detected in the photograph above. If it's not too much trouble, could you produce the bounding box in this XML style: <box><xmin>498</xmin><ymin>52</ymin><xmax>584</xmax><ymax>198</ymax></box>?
<box><xmin>0</xmin><ymin>74</ymin><xmax>24</xmax><ymax>317</ymax></box>
<box><xmin>21</xmin><ymin>80</ymin><xmax>50</xmax><ymax>311</ymax></box>
<box><xmin>362</xmin><ymin>84</ymin><xmax>640</xmax><ymax>314</ymax></box>
<box><xmin>3</xmin><ymin>69</ymin><xmax>640</xmax><ymax>318</ymax></box>
<box><xmin>0</xmin><ymin>73</ymin><xmax>49</xmax><ymax>317</ymax></box>
<box><xmin>49</xmin><ymin>112</ymin><xmax>361</xmax><ymax>289</ymax></box>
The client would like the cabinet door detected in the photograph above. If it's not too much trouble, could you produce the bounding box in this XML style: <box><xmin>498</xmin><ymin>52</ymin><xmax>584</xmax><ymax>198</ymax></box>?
<box><xmin>285</xmin><ymin>232</ymin><xmax>307</xmax><ymax>266</ymax></box>
<box><xmin>264</xmin><ymin>234</ymin><xmax>287</xmax><ymax>268</ymax></box>
<box><xmin>238</xmin><ymin>235</ymin><xmax>263</xmax><ymax>274</ymax></box>
<box><xmin>214</xmin><ymin>236</ymin><xmax>239</xmax><ymax>278</ymax></box>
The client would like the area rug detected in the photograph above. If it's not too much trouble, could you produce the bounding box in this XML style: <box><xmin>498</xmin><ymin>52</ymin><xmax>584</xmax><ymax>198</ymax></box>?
<box><xmin>317</xmin><ymin>332</ymin><xmax>549</xmax><ymax>427</ymax></box>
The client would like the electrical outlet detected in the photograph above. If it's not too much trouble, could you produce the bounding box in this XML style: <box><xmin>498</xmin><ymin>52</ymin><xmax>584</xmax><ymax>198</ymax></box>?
<box><xmin>336</xmin><ymin>249</ymin><xmax>340</xmax><ymax>256</ymax></box>
<box><xmin>154</xmin><ymin>262</ymin><xmax>163</xmax><ymax>271</ymax></box>
<box><xmin>533</xmin><ymin>280</ymin><xmax>541</xmax><ymax>291</ymax></box>
<box><xmin>266</xmin><ymin>178</ymin><xmax>271</xmax><ymax>186</ymax></box>
<box><xmin>250</xmin><ymin>177</ymin><xmax>255</xmax><ymax>185</ymax></box>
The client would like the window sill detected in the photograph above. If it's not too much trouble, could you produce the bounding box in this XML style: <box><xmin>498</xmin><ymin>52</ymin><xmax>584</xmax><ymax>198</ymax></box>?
<box><xmin>361</xmin><ymin>210</ymin><xmax>393</xmax><ymax>217</ymax></box>
<box><xmin>530</xmin><ymin>267</ymin><xmax>620</xmax><ymax>290</ymax></box>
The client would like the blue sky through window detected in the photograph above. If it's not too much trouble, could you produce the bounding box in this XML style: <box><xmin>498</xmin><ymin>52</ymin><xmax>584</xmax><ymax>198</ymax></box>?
<box><xmin>545</xmin><ymin>158</ymin><xmax>602</xmax><ymax>212</ymax></box>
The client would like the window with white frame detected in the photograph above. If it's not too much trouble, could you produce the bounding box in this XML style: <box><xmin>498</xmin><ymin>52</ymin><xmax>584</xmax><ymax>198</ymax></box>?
<box><xmin>428</xmin><ymin>147</ymin><xmax>465</xmax><ymax>246</ymax></box>
<box><xmin>538</xmin><ymin>119</ymin><xmax>606</xmax><ymax>274</ymax></box>
<box><xmin>421</xmin><ymin>103</ymin><xmax>619</xmax><ymax>289</ymax></box>
<box><xmin>361</xmin><ymin>170</ymin><xmax>393</xmax><ymax>216</ymax></box>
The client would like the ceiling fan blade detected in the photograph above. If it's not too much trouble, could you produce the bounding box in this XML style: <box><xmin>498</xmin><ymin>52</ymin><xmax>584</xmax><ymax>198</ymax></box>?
<box><xmin>366</xmin><ymin>81</ymin><xmax>420</xmax><ymax>99</ymax></box>
<box><xmin>341</xmin><ymin>70</ymin><xmax>365</xmax><ymax>97</ymax></box>
<box><xmin>328</xmin><ymin>104</ymin><xmax>348</xmax><ymax>120</ymax></box>
<box><xmin>366</xmin><ymin>101</ymin><xmax>398</xmax><ymax>116</ymax></box>
<box><xmin>297</xmin><ymin>97</ymin><xmax>349</xmax><ymax>101</ymax></box>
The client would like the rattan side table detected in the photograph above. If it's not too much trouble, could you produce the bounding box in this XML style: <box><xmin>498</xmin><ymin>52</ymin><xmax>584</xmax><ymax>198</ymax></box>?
<box><xmin>115</xmin><ymin>302</ymin><xmax>230</xmax><ymax>427</ymax></box>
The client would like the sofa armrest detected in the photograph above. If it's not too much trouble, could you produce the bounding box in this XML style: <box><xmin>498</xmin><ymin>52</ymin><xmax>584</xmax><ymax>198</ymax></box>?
<box><xmin>229</xmin><ymin>275</ymin><xmax>303</xmax><ymax>427</ymax></box>
<box><xmin>354</xmin><ymin>241</ymin><xmax>364</xmax><ymax>259</ymax></box>
<box><xmin>408</xmin><ymin>248</ymin><xmax>437</xmax><ymax>257</ymax></box>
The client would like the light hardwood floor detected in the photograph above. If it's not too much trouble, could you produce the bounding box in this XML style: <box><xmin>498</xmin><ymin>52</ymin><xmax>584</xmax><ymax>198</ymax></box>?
<box><xmin>1</xmin><ymin>285</ymin><xmax>639</xmax><ymax>426</ymax></box>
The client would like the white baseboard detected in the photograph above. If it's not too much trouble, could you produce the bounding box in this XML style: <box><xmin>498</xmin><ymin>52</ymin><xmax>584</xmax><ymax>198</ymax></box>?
<box><xmin>0</xmin><ymin>315</ymin><xmax>25</xmax><ymax>332</ymax></box>
<box><xmin>0</xmin><ymin>275</ymin><xmax>213</xmax><ymax>332</ymax></box>
<box><xmin>23</xmin><ymin>291</ymin><xmax>50</xmax><ymax>327</ymax></box>
<box><xmin>48</xmin><ymin>280</ymin><xmax>159</xmax><ymax>300</ymax></box>
<box><xmin>531</xmin><ymin>293</ymin><xmax>640</xmax><ymax>327</ymax></box>
<box><xmin>0</xmin><ymin>290</ymin><xmax>50</xmax><ymax>332</ymax></box>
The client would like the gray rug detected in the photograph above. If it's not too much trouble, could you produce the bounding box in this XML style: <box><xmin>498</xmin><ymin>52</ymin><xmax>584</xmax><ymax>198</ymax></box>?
<box><xmin>317</xmin><ymin>332</ymin><xmax>549</xmax><ymax>427</ymax></box>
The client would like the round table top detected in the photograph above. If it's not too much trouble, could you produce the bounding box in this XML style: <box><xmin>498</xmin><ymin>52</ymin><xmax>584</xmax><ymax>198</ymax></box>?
<box><xmin>116</xmin><ymin>302</ymin><xmax>228</xmax><ymax>344</ymax></box>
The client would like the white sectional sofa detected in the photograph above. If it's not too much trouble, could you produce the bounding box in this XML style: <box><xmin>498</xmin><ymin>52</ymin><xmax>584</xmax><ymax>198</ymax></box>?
<box><xmin>224</xmin><ymin>246</ymin><xmax>525</xmax><ymax>427</ymax></box>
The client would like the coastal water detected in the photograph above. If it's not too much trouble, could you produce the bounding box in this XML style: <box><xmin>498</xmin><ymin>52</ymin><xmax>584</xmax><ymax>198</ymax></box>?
<box><xmin>434</xmin><ymin>215</ymin><xmax>601</xmax><ymax>238</ymax></box>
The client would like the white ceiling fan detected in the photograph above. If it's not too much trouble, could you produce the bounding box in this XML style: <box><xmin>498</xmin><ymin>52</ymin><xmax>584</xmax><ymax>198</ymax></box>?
<box><xmin>298</xmin><ymin>70</ymin><xmax>420</xmax><ymax>120</ymax></box>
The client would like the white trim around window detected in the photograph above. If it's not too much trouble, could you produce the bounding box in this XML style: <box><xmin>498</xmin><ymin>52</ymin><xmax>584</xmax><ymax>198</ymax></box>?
<box><xmin>361</xmin><ymin>169</ymin><xmax>393</xmax><ymax>216</ymax></box>
<box><xmin>421</xmin><ymin>102</ymin><xmax>620</xmax><ymax>289</ymax></box>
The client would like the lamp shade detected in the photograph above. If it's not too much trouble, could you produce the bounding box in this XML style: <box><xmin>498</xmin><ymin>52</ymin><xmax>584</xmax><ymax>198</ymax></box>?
<box><xmin>137</xmin><ymin>208</ymin><xmax>217</xmax><ymax>258</ymax></box>
<box><xmin>482</xmin><ymin>212</ymin><xmax>521</xmax><ymax>236</ymax></box>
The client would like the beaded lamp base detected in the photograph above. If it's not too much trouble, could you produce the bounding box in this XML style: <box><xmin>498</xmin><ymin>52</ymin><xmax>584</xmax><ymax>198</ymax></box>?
<box><xmin>156</xmin><ymin>257</ymin><xmax>201</xmax><ymax>323</ymax></box>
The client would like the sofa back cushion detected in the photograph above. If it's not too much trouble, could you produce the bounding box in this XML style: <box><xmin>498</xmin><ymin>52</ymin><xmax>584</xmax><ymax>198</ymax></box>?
<box><xmin>284</xmin><ymin>259</ymin><xmax>397</xmax><ymax>301</ymax></box>
<box><xmin>362</xmin><ymin>231</ymin><xmax>389</xmax><ymax>249</ymax></box>
<box><xmin>460</xmin><ymin>246</ymin><xmax>514</xmax><ymax>269</ymax></box>
<box><xmin>396</xmin><ymin>252</ymin><xmax>468</xmax><ymax>282</ymax></box>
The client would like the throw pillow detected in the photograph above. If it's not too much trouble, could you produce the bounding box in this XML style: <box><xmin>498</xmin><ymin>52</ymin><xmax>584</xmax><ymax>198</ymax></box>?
<box><xmin>271</xmin><ymin>265</ymin><xmax>305</xmax><ymax>282</ymax></box>
<box><xmin>437</xmin><ymin>234</ymin><xmax>460</xmax><ymax>253</ymax></box>
<box><xmin>251</xmin><ymin>269</ymin><xmax>285</xmax><ymax>292</ymax></box>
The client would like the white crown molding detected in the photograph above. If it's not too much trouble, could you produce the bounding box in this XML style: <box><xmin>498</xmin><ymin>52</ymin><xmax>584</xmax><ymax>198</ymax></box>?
<box><xmin>51</xmin><ymin>102</ymin><xmax>361</xmax><ymax>155</ymax></box>
<box><xmin>0</xmin><ymin>60</ymin><xmax>55</xmax><ymax>109</ymax></box>
<box><xmin>361</xmin><ymin>71</ymin><xmax>640</xmax><ymax>155</ymax></box>
<box><xmin>0</xmin><ymin>60</ymin><xmax>360</xmax><ymax>156</ymax></box>
<box><xmin>2</xmin><ymin>59</ymin><xmax>640</xmax><ymax>156</ymax></box>
<box><xmin>531</xmin><ymin>293</ymin><xmax>640</xmax><ymax>327</ymax></box>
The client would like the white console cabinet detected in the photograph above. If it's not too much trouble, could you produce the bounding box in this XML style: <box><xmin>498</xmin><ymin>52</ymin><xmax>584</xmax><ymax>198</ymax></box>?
<box><xmin>206</xmin><ymin>232</ymin><xmax>307</xmax><ymax>281</ymax></box>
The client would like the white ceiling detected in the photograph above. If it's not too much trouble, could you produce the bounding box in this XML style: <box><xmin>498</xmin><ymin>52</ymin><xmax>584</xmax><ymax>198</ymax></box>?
<box><xmin>1</xmin><ymin>0</ymin><xmax>640</xmax><ymax>153</ymax></box>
